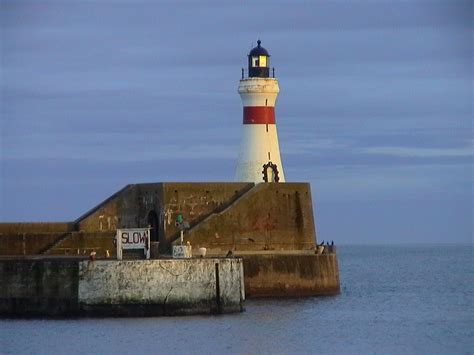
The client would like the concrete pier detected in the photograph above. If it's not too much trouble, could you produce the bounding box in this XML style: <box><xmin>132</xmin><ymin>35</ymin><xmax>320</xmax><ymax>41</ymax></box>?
<box><xmin>0</xmin><ymin>257</ymin><xmax>245</xmax><ymax>317</ymax></box>
<box><xmin>241</xmin><ymin>252</ymin><xmax>340</xmax><ymax>297</ymax></box>
<box><xmin>0</xmin><ymin>182</ymin><xmax>341</xmax><ymax>299</ymax></box>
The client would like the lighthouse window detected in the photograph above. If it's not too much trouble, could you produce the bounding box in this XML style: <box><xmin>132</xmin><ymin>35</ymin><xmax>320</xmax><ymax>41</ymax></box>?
<box><xmin>252</xmin><ymin>56</ymin><xmax>259</xmax><ymax>67</ymax></box>
<box><xmin>259</xmin><ymin>55</ymin><xmax>267</xmax><ymax>67</ymax></box>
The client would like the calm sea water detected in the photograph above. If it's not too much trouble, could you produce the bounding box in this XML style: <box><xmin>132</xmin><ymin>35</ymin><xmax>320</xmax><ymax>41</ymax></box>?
<box><xmin>1</xmin><ymin>245</ymin><xmax>472</xmax><ymax>354</ymax></box>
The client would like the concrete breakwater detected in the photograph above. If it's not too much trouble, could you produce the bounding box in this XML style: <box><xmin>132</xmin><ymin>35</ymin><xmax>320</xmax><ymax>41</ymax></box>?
<box><xmin>242</xmin><ymin>253</ymin><xmax>340</xmax><ymax>297</ymax></box>
<box><xmin>0</xmin><ymin>258</ymin><xmax>244</xmax><ymax>317</ymax></box>
<box><xmin>0</xmin><ymin>182</ymin><xmax>341</xmax><ymax>302</ymax></box>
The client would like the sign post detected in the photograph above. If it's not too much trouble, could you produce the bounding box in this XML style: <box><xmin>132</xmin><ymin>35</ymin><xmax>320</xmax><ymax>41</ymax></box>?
<box><xmin>116</xmin><ymin>228</ymin><xmax>151</xmax><ymax>260</ymax></box>
<box><xmin>173</xmin><ymin>214</ymin><xmax>192</xmax><ymax>258</ymax></box>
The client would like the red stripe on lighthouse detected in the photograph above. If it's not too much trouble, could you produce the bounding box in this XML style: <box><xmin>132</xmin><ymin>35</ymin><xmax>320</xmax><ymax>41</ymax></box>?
<box><xmin>243</xmin><ymin>107</ymin><xmax>275</xmax><ymax>124</ymax></box>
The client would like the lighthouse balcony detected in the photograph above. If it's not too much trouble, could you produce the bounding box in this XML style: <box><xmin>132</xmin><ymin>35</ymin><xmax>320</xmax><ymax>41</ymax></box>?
<box><xmin>238</xmin><ymin>78</ymin><xmax>280</xmax><ymax>94</ymax></box>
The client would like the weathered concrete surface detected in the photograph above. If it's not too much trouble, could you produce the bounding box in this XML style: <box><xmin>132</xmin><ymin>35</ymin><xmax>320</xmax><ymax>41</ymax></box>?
<box><xmin>73</xmin><ymin>182</ymin><xmax>316</xmax><ymax>253</ymax></box>
<box><xmin>0</xmin><ymin>231</ymin><xmax>116</xmax><ymax>257</ymax></box>
<box><xmin>79</xmin><ymin>259</ymin><xmax>244</xmax><ymax>316</ymax></box>
<box><xmin>0</xmin><ymin>259</ymin><xmax>80</xmax><ymax>316</ymax></box>
<box><xmin>44</xmin><ymin>231</ymin><xmax>116</xmax><ymax>257</ymax></box>
<box><xmin>0</xmin><ymin>182</ymin><xmax>341</xmax><ymax>298</ymax></box>
<box><xmin>0</xmin><ymin>222</ymin><xmax>74</xmax><ymax>234</ymax></box>
<box><xmin>0</xmin><ymin>233</ymin><xmax>64</xmax><ymax>256</ymax></box>
<box><xmin>0</xmin><ymin>223</ymin><xmax>75</xmax><ymax>256</ymax></box>
<box><xmin>0</xmin><ymin>258</ymin><xmax>244</xmax><ymax>317</ymax></box>
<box><xmin>0</xmin><ymin>182</ymin><xmax>317</xmax><ymax>255</ymax></box>
<box><xmin>160</xmin><ymin>183</ymin><xmax>254</xmax><ymax>251</ymax></box>
<box><xmin>69</xmin><ymin>183</ymin><xmax>257</xmax><ymax>252</ymax></box>
<box><xmin>75</xmin><ymin>185</ymin><xmax>134</xmax><ymax>233</ymax></box>
<box><xmin>242</xmin><ymin>253</ymin><xmax>340</xmax><ymax>297</ymax></box>
<box><xmin>176</xmin><ymin>183</ymin><xmax>317</xmax><ymax>253</ymax></box>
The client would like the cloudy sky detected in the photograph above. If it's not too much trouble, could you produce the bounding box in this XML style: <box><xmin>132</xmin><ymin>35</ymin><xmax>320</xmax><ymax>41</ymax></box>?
<box><xmin>1</xmin><ymin>0</ymin><xmax>471</xmax><ymax>244</ymax></box>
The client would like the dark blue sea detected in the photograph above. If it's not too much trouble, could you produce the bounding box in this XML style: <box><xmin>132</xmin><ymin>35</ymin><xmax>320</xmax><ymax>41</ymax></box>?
<box><xmin>1</xmin><ymin>245</ymin><xmax>472</xmax><ymax>354</ymax></box>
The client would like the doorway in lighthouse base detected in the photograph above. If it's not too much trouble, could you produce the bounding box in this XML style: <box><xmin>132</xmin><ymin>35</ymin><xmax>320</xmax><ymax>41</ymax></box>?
<box><xmin>147</xmin><ymin>210</ymin><xmax>159</xmax><ymax>242</ymax></box>
<box><xmin>262</xmin><ymin>162</ymin><xmax>280</xmax><ymax>182</ymax></box>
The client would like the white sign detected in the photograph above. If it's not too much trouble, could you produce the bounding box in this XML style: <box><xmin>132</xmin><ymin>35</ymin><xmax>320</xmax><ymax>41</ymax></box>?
<box><xmin>172</xmin><ymin>245</ymin><xmax>192</xmax><ymax>259</ymax></box>
<box><xmin>116</xmin><ymin>228</ymin><xmax>150</xmax><ymax>260</ymax></box>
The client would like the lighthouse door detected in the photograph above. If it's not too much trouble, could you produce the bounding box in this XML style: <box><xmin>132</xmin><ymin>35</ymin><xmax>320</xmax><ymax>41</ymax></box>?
<box><xmin>262</xmin><ymin>162</ymin><xmax>280</xmax><ymax>183</ymax></box>
<box><xmin>267</xmin><ymin>166</ymin><xmax>275</xmax><ymax>182</ymax></box>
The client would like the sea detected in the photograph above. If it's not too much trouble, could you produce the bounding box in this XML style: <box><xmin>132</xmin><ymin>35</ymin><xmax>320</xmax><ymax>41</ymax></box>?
<box><xmin>1</xmin><ymin>245</ymin><xmax>472</xmax><ymax>354</ymax></box>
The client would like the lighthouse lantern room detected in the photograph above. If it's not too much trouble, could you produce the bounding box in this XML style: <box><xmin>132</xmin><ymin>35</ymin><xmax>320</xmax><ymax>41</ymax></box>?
<box><xmin>248</xmin><ymin>40</ymin><xmax>270</xmax><ymax>78</ymax></box>
<box><xmin>235</xmin><ymin>40</ymin><xmax>286</xmax><ymax>183</ymax></box>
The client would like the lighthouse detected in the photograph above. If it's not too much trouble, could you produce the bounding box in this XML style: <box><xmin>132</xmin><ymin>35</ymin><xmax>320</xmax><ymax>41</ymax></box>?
<box><xmin>235</xmin><ymin>40</ymin><xmax>285</xmax><ymax>183</ymax></box>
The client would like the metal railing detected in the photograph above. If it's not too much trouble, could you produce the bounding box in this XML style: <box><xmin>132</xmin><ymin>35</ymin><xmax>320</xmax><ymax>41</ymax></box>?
<box><xmin>241</xmin><ymin>67</ymin><xmax>276</xmax><ymax>79</ymax></box>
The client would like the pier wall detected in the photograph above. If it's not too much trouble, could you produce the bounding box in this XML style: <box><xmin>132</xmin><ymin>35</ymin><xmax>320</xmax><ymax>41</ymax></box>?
<box><xmin>178</xmin><ymin>183</ymin><xmax>317</xmax><ymax>253</ymax></box>
<box><xmin>242</xmin><ymin>253</ymin><xmax>340</xmax><ymax>297</ymax></box>
<box><xmin>0</xmin><ymin>259</ymin><xmax>79</xmax><ymax>316</ymax></box>
<box><xmin>0</xmin><ymin>258</ymin><xmax>244</xmax><ymax>317</ymax></box>
<box><xmin>0</xmin><ymin>183</ymin><xmax>318</xmax><ymax>256</ymax></box>
<box><xmin>0</xmin><ymin>182</ymin><xmax>341</xmax><ymax>298</ymax></box>
<box><xmin>0</xmin><ymin>223</ymin><xmax>75</xmax><ymax>255</ymax></box>
<box><xmin>0</xmin><ymin>222</ymin><xmax>74</xmax><ymax>234</ymax></box>
<box><xmin>72</xmin><ymin>182</ymin><xmax>317</xmax><ymax>253</ymax></box>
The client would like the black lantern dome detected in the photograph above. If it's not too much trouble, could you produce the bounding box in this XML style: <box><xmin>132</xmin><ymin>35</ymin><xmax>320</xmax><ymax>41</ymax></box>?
<box><xmin>248</xmin><ymin>40</ymin><xmax>270</xmax><ymax>78</ymax></box>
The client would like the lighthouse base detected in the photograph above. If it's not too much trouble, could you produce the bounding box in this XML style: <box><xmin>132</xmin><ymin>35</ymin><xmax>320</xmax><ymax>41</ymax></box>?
<box><xmin>235</xmin><ymin>124</ymin><xmax>285</xmax><ymax>183</ymax></box>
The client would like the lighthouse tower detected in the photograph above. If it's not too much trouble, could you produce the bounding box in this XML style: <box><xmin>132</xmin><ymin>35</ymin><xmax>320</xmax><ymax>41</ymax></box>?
<box><xmin>235</xmin><ymin>40</ymin><xmax>285</xmax><ymax>183</ymax></box>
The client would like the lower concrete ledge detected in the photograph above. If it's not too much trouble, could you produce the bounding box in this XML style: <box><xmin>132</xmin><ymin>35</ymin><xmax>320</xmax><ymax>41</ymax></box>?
<box><xmin>242</xmin><ymin>253</ymin><xmax>340</xmax><ymax>297</ymax></box>
<box><xmin>0</xmin><ymin>258</ymin><xmax>245</xmax><ymax>317</ymax></box>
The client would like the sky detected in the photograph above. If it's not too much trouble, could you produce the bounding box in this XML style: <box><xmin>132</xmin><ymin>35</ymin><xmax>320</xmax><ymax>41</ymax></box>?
<box><xmin>1</xmin><ymin>0</ymin><xmax>472</xmax><ymax>244</ymax></box>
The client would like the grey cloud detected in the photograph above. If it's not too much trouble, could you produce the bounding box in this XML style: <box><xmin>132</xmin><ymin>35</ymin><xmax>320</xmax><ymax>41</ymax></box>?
<box><xmin>1</xmin><ymin>0</ymin><xmax>471</xmax><ymax>242</ymax></box>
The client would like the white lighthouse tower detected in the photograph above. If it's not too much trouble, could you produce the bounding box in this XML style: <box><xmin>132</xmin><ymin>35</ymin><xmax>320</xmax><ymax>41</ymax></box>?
<box><xmin>235</xmin><ymin>40</ymin><xmax>285</xmax><ymax>183</ymax></box>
